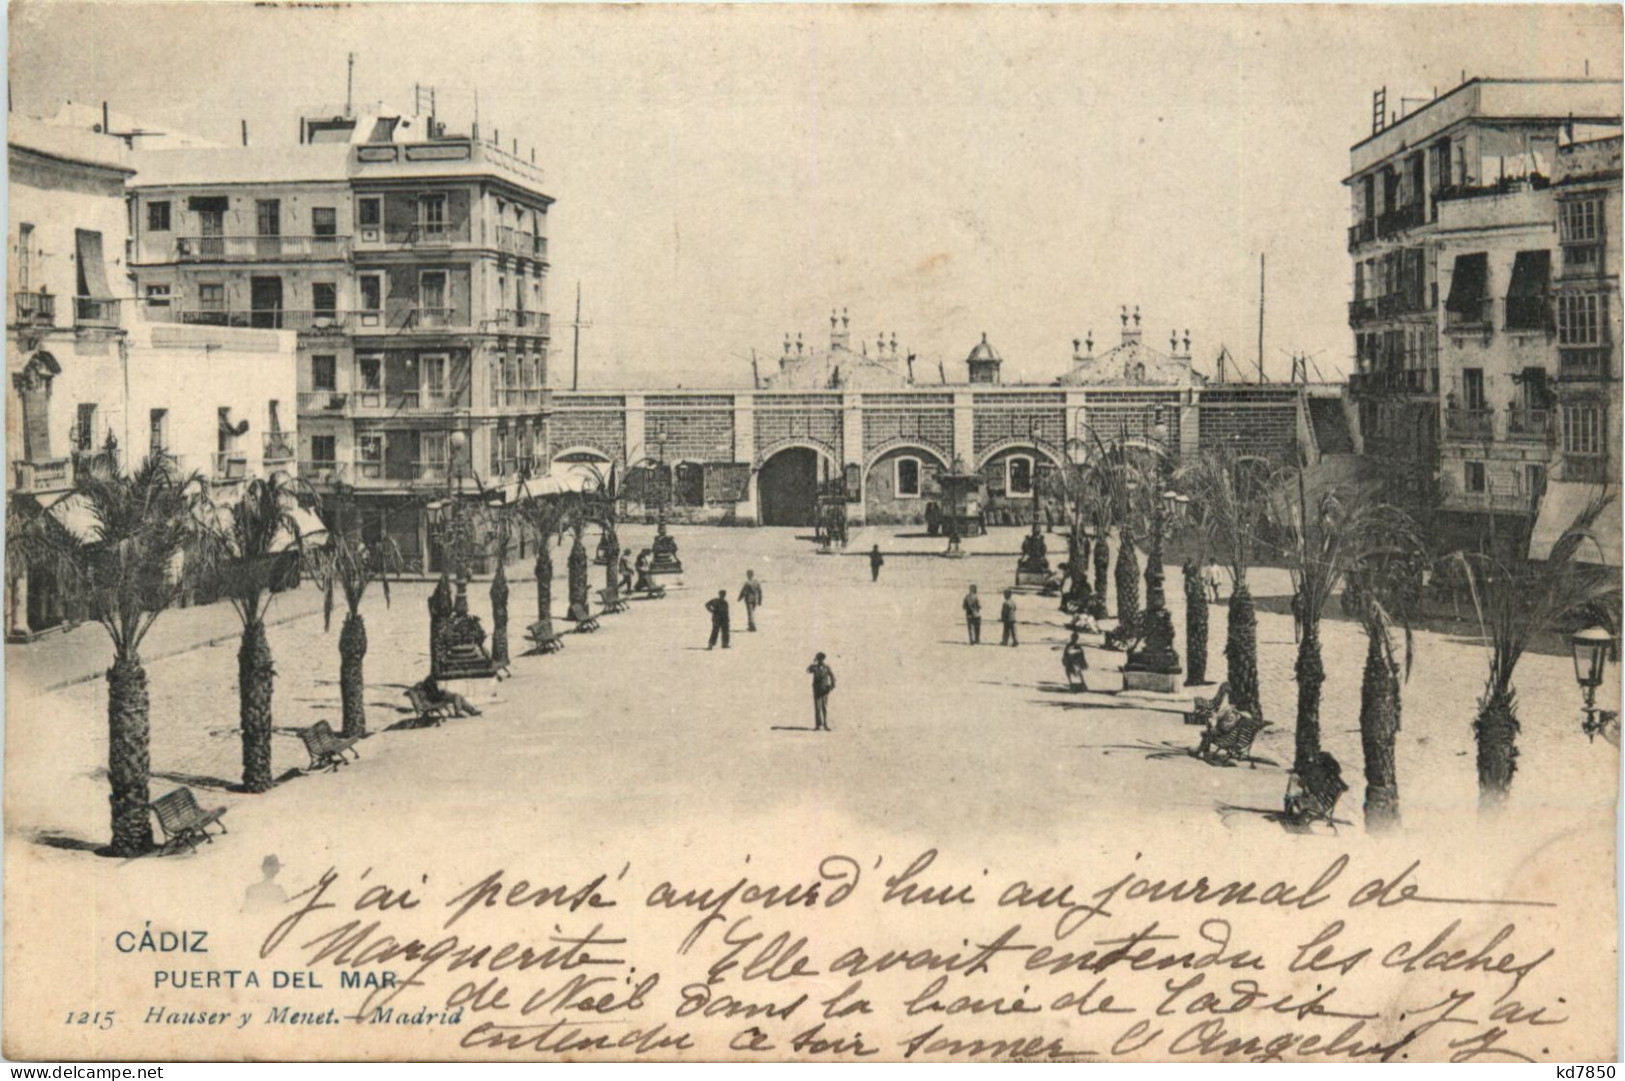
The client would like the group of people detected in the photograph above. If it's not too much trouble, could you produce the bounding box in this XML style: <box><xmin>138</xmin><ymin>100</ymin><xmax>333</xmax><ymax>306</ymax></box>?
<box><xmin>616</xmin><ymin>548</ymin><xmax>662</xmax><ymax>595</ymax></box>
<box><xmin>701</xmin><ymin>572</ymin><xmax>837</xmax><ymax>732</ymax></box>
<box><xmin>960</xmin><ymin>584</ymin><xmax>1021</xmax><ymax>646</ymax></box>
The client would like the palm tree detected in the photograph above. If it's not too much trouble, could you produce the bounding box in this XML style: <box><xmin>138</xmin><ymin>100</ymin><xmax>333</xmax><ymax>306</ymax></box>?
<box><xmin>1454</xmin><ymin>494</ymin><xmax>1617</xmax><ymax>810</ymax></box>
<box><xmin>1268</xmin><ymin>476</ymin><xmax>1422</xmax><ymax>776</ymax></box>
<box><xmin>194</xmin><ymin>474</ymin><xmax>317</xmax><ymax>793</ymax></box>
<box><xmin>7</xmin><ymin>453</ymin><xmax>202</xmax><ymax>855</ymax></box>
<box><xmin>1180</xmin><ymin>450</ymin><xmax>1279</xmax><ymax>722</ymax></box>
<box><xmin>1182</xmin><ymin>554</ymin><xmax>1209</xmax><ymax>685</ymax></box>
<box><xmin>567</xmin><ymin>518</ymin><xmax>590</xmax><ymax>615</ymax></box>
<box><xmin>514</xmin><ymin>495</ymin><xmax>572</xmax><ymax>631</ymax></box>
<box><xmin>305</xmin><ymin>491</ymin><xmax>396</xmax><ymax>739</ymax></box>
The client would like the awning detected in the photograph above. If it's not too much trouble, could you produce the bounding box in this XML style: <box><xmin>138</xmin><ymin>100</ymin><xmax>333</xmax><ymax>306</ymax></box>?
<box><xmin>1528</xmin><ymin>482</ymin><xmax>1621</xmax><ymax>567</ymax></box>
<box><xmin>1445</xmin><ymin>252</ymin><xmax>1489</xmax><ymax>314</ymax></box>
<box><xmin>187</xmin><ymin>195</ymin><xmax>228</xmax><ymax>213</ymax></box>
<box><xmin>74</xmin><ymin>229</ymin><xmax>113</xmax><ymax>300</ymax></box>
<box><xmin>1507</xmin><ymin>250</ymin><xmax>1551</xmax><ymax>297</ymax></box>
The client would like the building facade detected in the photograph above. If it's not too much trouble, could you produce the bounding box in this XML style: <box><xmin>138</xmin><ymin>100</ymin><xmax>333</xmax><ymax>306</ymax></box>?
<box><xmin>1344</xmin><ymin>77</ymin><xmax>1622</xmax><ymax>552</ymax></box>
<box><xmin>127</xmin><ymin>108</ymin><xmax>554</xmax><ymax>570</ymax></box>
<box><xmin>7</xmin><ymin>114</ymin><xmax>298</xmax><ymax>640</ymax></box>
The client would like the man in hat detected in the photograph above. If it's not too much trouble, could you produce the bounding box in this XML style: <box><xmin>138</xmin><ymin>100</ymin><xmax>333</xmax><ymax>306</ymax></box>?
<box><xmin>1000</xmin><ymin>588</ymin><xmax>1019</xmax><ymax>647</ymax></box>
<box><xmin>243</xmin><ymin>854</ymin><xmax>289</xmax><ymax>912</ymax></box>
<box><xmin>706</xmin><ymin>589</ymin><xmax>731</xmax><ymax>649</ymax></box>
<box><xmin>808</xmin><ymin>652</ymin><xmax>836</xmax><ymax>731</ymax></box>
<box><xmin>738</xmin><ymin>570</ymin><xmax>764</xmax><ymax>631</ymax></box>
<box><xmin>962</xmin><ymin>584</ymin><xmax>982</xmax><ymax>645</ymax></box>
<box><xmin>869</xmin><ymin>544</ymin><xmax>885</xmax><ymax>582</ymax></box>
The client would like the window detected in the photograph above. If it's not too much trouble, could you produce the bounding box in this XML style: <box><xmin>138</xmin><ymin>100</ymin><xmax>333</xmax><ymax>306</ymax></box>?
<box><xmin>312</xmin><ymin>207</ymin><xmax>337</xmax><ymax>237</ymax></box>
<box><xmin>358</xmin><ymin>355</ymin><xmax>382</xmax><ymax>392</ymax></box>
<box><xmin>358</xmin><ymin>273</ymin><xmax>383</xmax><ymax>315</ymax></box>
<box><xmin>895</xmin><ymin>457</ymin><xmax>922</xmax><ymax>498</ymax></box>
<box><xmin>149</xmin><ymin>409</ymin><xmax>168</xmax><ymax>455</ymax></box>
<box><xmin>198</xmin><ymin>283</ymin><xmax>226</xmax><ymax>313</ymax></box>
<box><xmin>1526</xmin><ymin>464</ymin><xmax>1547</xmax><ymax>501</ymax></box>
<box><xmin>419</xmin><ymin>271</ymin><xmax>448</xmax><ymax>322</ymax></box>
<box><xmin>1465</xmin><ymin>461</ymin><xmax>1486</xmax><ymax>493</ymax></box>
<box><xmin>1504</xmin><ymin>250</ymin><xmax>1552</xmax><ymax>331</ymax></box>
<box><xmin>422</xmin><ymin>354</ymin><xmax>448</xmax><ymax>404</ymax></box>
<box><xmin>1007</xmin><ymin>455</ymin><xmax>1034</xmax><ymax>495</ymax></box>
<box><xmin>74</xmin><ymin>404</ymin><xmax>97</xmax><ymax>452</ymax></box>
<box><xmin>312</xmin><ymin>354</ymin><xmax>337</xmax><ymax>392</ymax></box>
<box><xmin>1560</xmin><ymin>198</ymin><xmax>1605</xmax><ymax>270</ymax></box>
<box><xmin>1462</xmin><ymin>368</ymin><xmax>1485</xmax><ymax>411</ymax></box>
<box><xmin>358</xmin><ymin>197</ymin><xmax>381</xmax><ymax>229</ymax></box>
<box><xmin>145</xmin><ymin>284</ymin><xmax>172</xmax><ymax>309</ymax></box>
<box><xmin>256</xmin><ymin>199</ymin><xmax>281</xmax><ymax>237</ymax></box>
<box><xmin>147</xmin><ymin>201</ymin><xmax>171</xmax><ymax>232</ymax></box>
<box><xmin>1431</xmin><ymin>137</ymin><xmax>1451</xmax><ymax>197</ymax></box>
<box><xmin>419</xmin><ymin>194</ymin><xmax>447</xmax><ymax>236</ymax></box>
<box><xmin>1558</xmin><ymin>293</ymin><xmax>1605</xmax><ymax>346</ymax></box>
<box><xmin>358</xmin><ymin>434</ymin><xmax>384</xmax><ymax>477</ymax></box>
<box><xmin>1445</xmin><ymin>252</ymin><xmax>1489</xmax><ymax>327</ymax></box>
<box><xmin>312</xmin><ymin>282</ymin><xmax>337</xmax><ymax>316</ymax></box>
<box><xmin>310</xmin><ymin>434</ymin><xmax>337</xmax><ymax>467</ymax></box>
<box><xmin>1564</xmin><ymin>404</ymin><xmax>1604</xmax><ymax>456</ymax></box>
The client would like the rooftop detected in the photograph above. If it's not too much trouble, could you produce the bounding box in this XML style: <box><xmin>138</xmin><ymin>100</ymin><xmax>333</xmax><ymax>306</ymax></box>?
<box><xmin>8</xmin><ymin>113</ymin><xmax>134</xmax><ymax>175</ymax></box>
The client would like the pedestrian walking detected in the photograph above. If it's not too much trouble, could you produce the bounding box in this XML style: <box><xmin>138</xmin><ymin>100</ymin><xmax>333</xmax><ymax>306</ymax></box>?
<box><xmin>618</xmin><ymin>552</ymin><xmax>635</xmax><ymax>595</ymax></box>
<box><xmin>738</xmin><ymin>570</ymin><xmax>764</xmax><ymax>631</ymax></box>
<box><xmin>962</xmin><ymin>584</ymin><xmax>982</xmax><ymax>645</ymax></box>
<box><xmin>1000</xmin><ymin>588</ymin><xmax>1019</xmax><ymax>646</ymax></box>
<box><xmin>808</xmin><ymin>652</ymin><xmax>836</xmax><ymax>731</ymax></box>
<box><xmin>869</xmin><ymin>544</ymin><xmax>885</xmax><ymax>582</ymax></box>
<box><xmin>705</xmin><ymin>589</ymin><xmax>731</xmax><ymax>649</ymax></box>
<box><xmin>1205</xmin><ymin>562</ymin><xmax>1223</xmax><ymax>603</ymax></box>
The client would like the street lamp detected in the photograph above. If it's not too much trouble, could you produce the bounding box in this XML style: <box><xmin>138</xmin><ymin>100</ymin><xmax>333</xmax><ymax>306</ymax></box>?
<box><xmin>647</xmin><ymin>424</ymin><xmax>683</xmax><ymax>576</ymax></box>
<box><xmin>1123</xmin><ymin>403</ymin><xmax>1182</xmax><ymax>692</ymax></box>
<box><xmin>1570</xmin><ymin>626</ymin><xmax>1615</xmax><ymax>741</ymax></box>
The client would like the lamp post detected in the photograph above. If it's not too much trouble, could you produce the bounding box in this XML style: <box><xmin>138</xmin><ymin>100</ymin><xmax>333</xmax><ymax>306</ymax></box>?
<box><xmin>648</xmin><ymin>426</ymin><xmax>683</xmax><ymax>575</ymax></box>
<box><xmin>1571</xmin><ymin>626</ymin><xmax>1615</xmax><ymax>742</ymax></box>
<box><xmin>1029</xmin><ymin>417</ymin><xmax>1042</xmax><ymax>528</ymax></box>
<box><xmin>1123</xmin><ymin>404</ymin><xmax>1183</xmax><ymax>692</ymax></box>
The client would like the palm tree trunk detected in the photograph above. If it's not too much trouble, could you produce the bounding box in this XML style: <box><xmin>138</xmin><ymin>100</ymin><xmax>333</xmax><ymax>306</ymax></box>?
<box><xmin>568</xmin><ymin>534</ymin><xmax>589</xmax><ymax>612</ymax></box>
<box><xmin>1475</xmin><ymin>683</ymin><xmax>1520</xmax><ymax>811</ymax></box>
<box><xmin>338</xmin><ymin>609</ymin><xmax>367</xmax><ymax>739</ymax></box>
<box><xmin>1091</xmin><ymin>535</ymin><xmax>1110</xmax><ymax>619</ymax></box>
<box><xmin>535</xmin><ymin>546</ymin><xmax>553</xmax><ymax>623</ymax></box>
<box><xmin>1183</xmin><ymin>561</ymin><xmax>1208</xmax><ymax>685</ymax></box>
<box><xmin>239</xmin><ymin>618</ymin><xmax>276</xmax><ymax>792</ymax></box>
<box><xmin>106</xmin><ymin>652</ymin><xmax>155</xmax><ymax>856</ymax></box>
<box><xmin>1115</xmin><ymin>531</ymin><xmax>1140</xmax><ymax>624</ymax></box>
<box><xmin>1358</xmin><ymin>628</ymin><xmax>1401</xmax><ymax>831</ymax></box>
<box><xmin>1226</xmin><ymin>580</ymin><xmax>1262</xmax><ymax>720</ymax></box>
<box><xmin>603</xmin><ymin>528</ymin><xmax>621</xmax><ymax>599</ymax></box>
<box><xmin>1293</xmin><ymin>617</ymin><xmax>1325</xmax><ymax>773</ymax></box>
<box><xmin>490</xmin><ymin>562</ymin><xmax>509</xmax><ymax>665</ymax></box>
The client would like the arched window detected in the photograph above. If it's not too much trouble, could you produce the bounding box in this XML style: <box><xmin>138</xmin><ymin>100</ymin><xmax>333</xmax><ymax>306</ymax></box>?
<box><xmin>1007</xmin><ymin>454</ymin><xmax>1034</xmax><ymax>495</ymax></box>
<box><xmin>895</xmin><ymin>456</ymin><xmax>922</xmax><ymax>498</ymax></box>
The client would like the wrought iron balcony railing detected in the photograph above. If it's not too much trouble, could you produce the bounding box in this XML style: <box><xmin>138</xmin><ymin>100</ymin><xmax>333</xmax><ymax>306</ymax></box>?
<box><xmin>13</xmin><ymin>291</ymin><xmax>56</xmax><ymax>328</ymax></box>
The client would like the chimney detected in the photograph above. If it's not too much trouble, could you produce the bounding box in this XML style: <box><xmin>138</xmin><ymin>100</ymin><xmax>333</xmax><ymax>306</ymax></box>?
<box><xmin>831</xmin><ymin>307</ymin><xmax>851</xmax><ymax>351</ymax></box>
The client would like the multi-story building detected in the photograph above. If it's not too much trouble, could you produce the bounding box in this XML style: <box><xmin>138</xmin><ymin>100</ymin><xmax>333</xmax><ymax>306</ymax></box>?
<box><xmin>128</xmin><ymin>106</ymin><xmax>554</xmax><ymax>571</ymax></box>
<box><xmin>7</xmin><ymin>113</ymin><xmax>298</xmax><ymax>640</ymax></box>
<box><xmin>1345</xmin><ymin>76</ymin><xmax>1622</xmax><ymax>552</ymax></box>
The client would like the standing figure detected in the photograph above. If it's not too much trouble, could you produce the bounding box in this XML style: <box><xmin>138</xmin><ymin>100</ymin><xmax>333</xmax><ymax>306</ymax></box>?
<box><xmin>946</xmin><ymin>519</ymin><xmax>963</xmax><ymax>555</ymax></box>
<box><xmin>962</xmin><ymin>584</ymin><xmax>982</xmax><ymax>645</ymax></box>
<box><xmin>808</xmin><ymin>652</ymin><xmax>836</xmax><ymax>731</ymax></box>
<box><xmin>1205</xmin><ymin>561</ymin><xmax>1223</xmax><ymax>603</ymax></box>
<box><xmin>1000</xmin><ymin>588</ymin><xmax>1019</xmax><ymax>647</ymax></box>
<box><xmin>869</xmin><ymin>544</ymin><xmax>885</xmax><ymax>582</ymax></box>
<box><xmin>738</xmin><ymin>570</ymin><xmax>764</xmax><ymax>632</ymax></box>
<box><xmin>705</xmin><ymin>589</ymin><xmax>731</xmax><ymax>650</ymax></box>
<box><xmin>618</xmin><ymin>552</ymin><xmax>635</xmax><ymax>595</ymax></box>
<box><xmin>634</xmin><ymin>548</ymin><xmax>654</xmax><ymax>592</ymax></box>
<box><xmin>1062</xmin><ymin>631</ymin><xmax>1089</xmax><ymax>690</ymax></box>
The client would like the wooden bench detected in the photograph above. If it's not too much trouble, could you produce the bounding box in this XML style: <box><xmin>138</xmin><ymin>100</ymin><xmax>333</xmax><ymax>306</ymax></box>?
<box><xmin>597</xmin><ymin>587</ymin><xmax>629</xmax><ymax>614</ymax></box>
<box><xmin>298</xmin><ymin>721</ymin><xmax>359</xmax><ymax>772</ymax></box>
<box><xmin>405</xmin><ymin>686</ymin><xmax>454</xmax><ymax>726</ymax></box>
<box><xmin>1191</xmin><ymin>711</ymin><xmax>1271</xmax><ymax>768</ymax></box>
<box><xmin>567</xmin><ymin>601</ymin><xmax>601</xmax><ymax>633</ymax></box>
<box><xmin>1182</xmin><ymin>682</ymin><xmax>1231</xmax><ymax>727</ymax></box>
<box><xmin>524</xmin><ymin>618</ymin><xmax>565</xmax><ymax>654</ymax></box>
<box><xmin>1283</xmin><ymin>756</ymin><xmax>1349</xmax><ymax>830</ymax></box>
<box><xmin>150</xmin><ymin>787</ymin><xmax>228</xmax><ymax>855</ymax></box>
<box><xmin>633</xmin><ymin>582</ymin><xmax>667</xmax><ymax>600</ymax></box>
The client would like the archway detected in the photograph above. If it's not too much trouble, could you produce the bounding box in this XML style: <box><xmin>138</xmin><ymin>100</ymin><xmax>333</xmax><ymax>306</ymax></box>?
<box><xmin>757</xmin><ymin>446</ymin><xmax>820</xmax><ymax>526</ymax></box>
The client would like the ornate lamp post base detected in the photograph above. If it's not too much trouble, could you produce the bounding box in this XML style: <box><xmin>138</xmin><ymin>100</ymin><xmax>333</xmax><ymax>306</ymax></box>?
<box><xmin>649</xmin><ymin>515</ymin><xmax>683</xmax><ymax>576</ymax></box>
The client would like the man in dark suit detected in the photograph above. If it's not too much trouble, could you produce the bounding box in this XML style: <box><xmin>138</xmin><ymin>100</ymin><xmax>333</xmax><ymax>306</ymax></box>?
<box><xmin>705</xmin><ymin>589</ymin><xmax>731</xmax><ymax>649</ymax></box>
<box><xmin>1000</xmin><ymin>589</ymin><xmax>1019</xmax><ymax>647</ymax></box>
<box><xmin>808</xmin><ymin>652</ymin><xmax>836</xmax><ymax>731</ymax></box>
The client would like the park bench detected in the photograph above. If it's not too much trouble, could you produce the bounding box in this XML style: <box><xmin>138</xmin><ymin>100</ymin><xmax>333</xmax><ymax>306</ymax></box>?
<box><xmin>1282</xmin><ymin>753</ymin><xmax>1349</xmax><ymax>830</ymax></box>
<box><xmin>150</xmin><ymin>787</ymin><xmax>228</xmax><ymax>856</ymax></box>
<box><xmin>405</xmin><ymin>685</ymin><xmax>454</xmax><ymax>726</ymax></box>
<box><xmin>633</xmin><ymin>582</ymin><xmax>667</xmax><ymax>600</ymax></box>
<box><xmin>1190</xmin><ymin>711</ymin><xmax>1271</xmax><ymax>768</ymax></box>
<box><xmin>1182</xmin><ymin>682</ymin><xmax>1231</xmax><ymax>726</ymax></box>
<box><xmin>597</xmin><ymin>587</ymin><xmax>629</xmax><ymax>614</ymax></box>
<box><xmin>524</xmin><ymin>618</ymin><xmax>565</xmax><ymax>654</ymax></box>
<box><xmin>297</xmin><ymin>720</ymin><xmax>359</xmax><ymax>772</ymax></box>
<box><xmin>567</xmin><ymin>601</ymin><xmax>601</xmax><ymax>633</ymax></box>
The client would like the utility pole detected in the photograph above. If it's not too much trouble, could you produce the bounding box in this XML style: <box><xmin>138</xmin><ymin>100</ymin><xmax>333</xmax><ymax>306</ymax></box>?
<box><xmin>569</xmin><ymin>282</ymin><xmax>592</xmax><ymax>391</ymax></box>
<box><xmin>1256</xmin><ymin>253</ymin><xmax>1267</xmax><ymax>383</ymax></box>
<box><xmin>345</xmin><ymin>52</ymin><xmax>355</xmax><ymax>117</ymax></box>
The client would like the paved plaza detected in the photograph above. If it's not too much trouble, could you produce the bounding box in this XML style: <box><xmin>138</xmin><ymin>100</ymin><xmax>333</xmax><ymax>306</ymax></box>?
<box><xmin>6</xmin><ymin>523</ymin><xmax>1616</xmax><ymax>857</ymax></box>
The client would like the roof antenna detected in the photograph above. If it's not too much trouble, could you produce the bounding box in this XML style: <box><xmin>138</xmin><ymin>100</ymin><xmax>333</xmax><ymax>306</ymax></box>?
<box><xmin>345</xmin><ymin>52</ymin><xmax>355</xmax><ymax>118</ymax></box>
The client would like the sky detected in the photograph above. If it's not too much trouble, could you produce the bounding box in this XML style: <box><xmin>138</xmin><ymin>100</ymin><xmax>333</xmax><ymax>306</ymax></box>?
<box><xmin>9</xmin><ymin>2</ymin><xmax>1622</xmax><ymax>389</ymax></box>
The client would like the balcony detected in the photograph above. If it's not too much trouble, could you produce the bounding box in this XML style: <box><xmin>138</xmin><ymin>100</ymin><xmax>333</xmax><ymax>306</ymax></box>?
<box><xmin>299</xmin><ymin>460</ymin><xmax>349</xmax><ymax>485</ymax></box>
<box><xmin>1444</xmin><ymin>298</ymin><xmax>1494</xmax><ymax>333</ymax></box>
<box><xmin>175</xmin><ymin>235</ymin><xmax>352</xmax><ymax>262</ymax></box>
<box><xmin>1349</xmin><ymin>367</ymin><xmax>1440</xmax><ymax>397</ymax></box>
<box><xmin>1445</xmin><ymin>408</ymin><xmax>1495</xmax><ymax>441</ymax></box>
<box><xmin>1376</xmin><ymin>202</ymin><xmax>1425</xmax><ymax>239</ymax></box>
<box><xmin>74</xmin><ymin>297</ymin><xmax>120</xmax><ymax>330</ymax></box>
<box><xmin>1348</xmin><ymin>220</ymin><xmax>1375</xmax><ymax>251</ymax></box>
<box><xmin>212</xmin><ymin>452</ymin><xmax>249</xmax><ymax>482</ymax></box>
<box><xmin>1560</xmin><ymin>347</ymin><xmax>1613</xmax><ymax>382</ymax></box>
<box><xmin>351</xmin><ymin>459</ymin><xmax>450</xmax><ymax>486</ymax></box>
<box><xmin>1504</xmin><ymin>409</ymin><xmax>1555</xmax><ymax>443</ymax></box>
<box><xmin>10</xmin><ymin>457</ymin><xmax>72</xmax><ymax>495</ymax></box>
<box><xmin>1347</xmin><ymin>298</ymin><xmax>1376</xmax><ymax>327</ymax></box>
<box><xmin>170</xmin><ymin>308</ymin><xmax>350</xmax><ymax>333</ymax></box>
<box><xmin>1445</xmin><ymin>487</ymin><xmax>1540</xmax><ymax>514</ymax></box>
<box><xmin>13</xmin><ymin>291</ymin><xmax>56</xmax><ymax>329</ymax></box>
<box><xmin>409</xmin><ymin>307</ymin><xmax>459</xmax><ymax>329</ymax></box>
<box><xmin>495</xmin><ymin>309</ymin><xmax>550</xmax><ymax>334</ymax></box>
<box><xmin>263</xmin><ymin>431</ymin><xmax>296</xmax><ymax>464</ymax></box>
<box><xmin>1564</xmin><ymin>454</ymin><xmax>1609</xmax><ymax>484</ymax></box>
